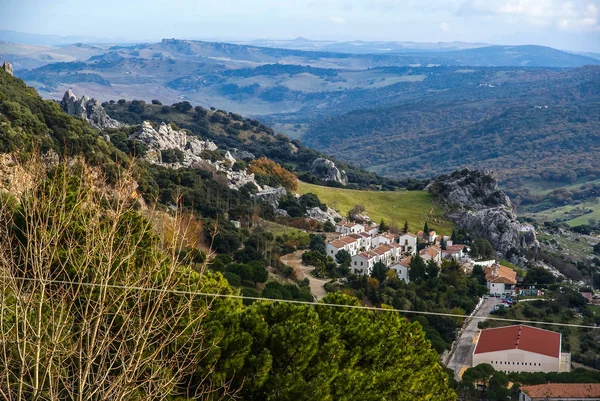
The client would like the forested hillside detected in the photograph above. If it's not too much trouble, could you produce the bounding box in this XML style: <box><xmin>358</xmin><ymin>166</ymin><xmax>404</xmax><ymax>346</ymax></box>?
<box><xmin>0</xmin><ymin>63</ymin><xmax>456</xmax><ymax>399</ymax></box>
<box><xmin>304</xmin><ymin>66</ymin><xmax>600</xmax><ymax>205</ymax></box>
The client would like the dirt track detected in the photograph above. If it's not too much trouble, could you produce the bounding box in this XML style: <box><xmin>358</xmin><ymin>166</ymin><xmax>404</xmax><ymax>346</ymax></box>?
<box><xmin>280</xmin><ymin>250</ymin><xmax>329</xmax><ymax>300</ymax></box>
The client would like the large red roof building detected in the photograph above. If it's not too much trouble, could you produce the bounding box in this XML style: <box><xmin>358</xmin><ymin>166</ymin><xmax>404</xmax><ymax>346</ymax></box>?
<box><xmin>473</xmin><ymin>325</ymin><xmax>566</xmax><ymax>373</ymax></box>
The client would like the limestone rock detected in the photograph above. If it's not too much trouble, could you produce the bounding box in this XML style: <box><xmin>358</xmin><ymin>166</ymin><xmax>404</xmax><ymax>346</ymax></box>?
<box><xmin>131</xmin><ymin>121</ymin><xmax>216</xmax><ymax>164</ymax></box>
<box><xmin>310</xmin><ymin>158</ymin><xmax>348</xmax><ymax>185</ymax></box>
<box><xmin>427</xmin><ymin>169</ymin><xmax>539</xmax><ymax>257</ymax></box>
<box><xmin>230</xmin><ymin>148</ymin><xmax>255</xmax><ymax>160</ymax></box>
<box><xmin>306</xmin><ymin>206</ymin><xmax>342</xmax><ymax>223</ymax></box>
<box><xmin>251</xmin><ymin>187</ymin><xmax>287</xmax><ymax>209</ymax></box>
<box><xmin>2</xmin><ymin>61</ymin><xmax>13</xmax><ymax>76</ymax></box>
<box><xmin>129</xmin><ymin>121</ymin><xmax>260</xmax><ymax>191</ymax></box>
<box><xmin>60</xmin><ymin>90</ymin><xmax>122</xmax><ymax>129</ymax></box>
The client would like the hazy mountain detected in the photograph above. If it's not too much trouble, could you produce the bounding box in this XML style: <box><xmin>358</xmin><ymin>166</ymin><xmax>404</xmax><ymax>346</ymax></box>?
<box><xmin>233</xmin><ymin>37</ymin><xmax>490</xmax><ymax>54</ymax></box>
<box><xmin>0</xmin><ymin>30</ymin><xmax>133</xmax><ymax>46</ymax></box>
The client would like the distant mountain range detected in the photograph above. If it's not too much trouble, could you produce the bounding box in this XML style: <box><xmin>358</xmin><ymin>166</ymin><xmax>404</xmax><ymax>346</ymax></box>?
<box><xmin>231</xmin><ymin>37</ymin><xmax>490</xmax><ymax>54</ymax></box>
<box><xmin>1</xmin><ymin>36</ymin><xmax>599</xmax><ymax>206</ymax></box>
<box><xmin>0</xmin><ymin>30</ymin><xmax>133</xmax><ymax>46</ymax></box>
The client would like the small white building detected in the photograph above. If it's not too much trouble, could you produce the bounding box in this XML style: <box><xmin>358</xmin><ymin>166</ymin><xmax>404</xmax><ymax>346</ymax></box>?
<box><xmin>484</xmin><ymin>264</ymin><xmax>517</xmax><ymax>296</ymax></box>
<box><xmin>390</xmin><ymin>257</ymin><xmax>411</xmax><ymax>283</ymax></box>
<box><xmin>419</xmin><ymin>246</ymin><xmax>442</xmax><ymax>266</ymax></box>
<box><xmin>372</xmin><ymin>232</ymin><xmax>395</xmax><ymax>248</ymax></box>
<box><xmin>351</xmin><ymin>252</ymin><xmax>377</xmax><ymax>275</ymax></box>
<box><xmin>326</xmin><ymin>235</ymin><xmax>361</xmax><ymax>258</ymax></box>
<box><xmin>356</xmin><ymin>232</ymin><xmax>373</xmax><ymax>251</ymax></box>
<box><xmin>441</xmin><ymin>244</ymin><xmax>468</xmax><ymax>261</ymax></box>
<box><xmin>473</xmin><ymin>325</ymin><xmax>565</xmax><ymax>374</ymax></box>
<box><xmin>335</xmin><ymin>222</ymin><xmax>365</xmax><ymax>235</ymax></box>
<box><xmin>397</xmin><ymin>232</ymin><xmax>418</xmax><ymax>255</ymax></box>
<box><xmin>365</xmin><ymin>225</ymin><xmax>379</xmax><ymax>236</ymax></box>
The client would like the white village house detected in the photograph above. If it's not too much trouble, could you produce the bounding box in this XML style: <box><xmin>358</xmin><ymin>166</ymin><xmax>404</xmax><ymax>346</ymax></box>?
<box><xmin>326</xmin><ymin>235</ymin><xmax>361</xmax><ymax>258</ymax></box>
<box><xmin>484</xmin><ymin>263</ymin><xmax>517</xmax><ymax>296</ymax></box>
<box><xmin>389</xmin><ymin>256</ymin><xmax>411</xmax><ymax>283</ymax></box>
<box><xmin>397</xmin><ymin>232</ymin><xmax>418</xmax><ymax>255</ymax></box>
<box><xmin>350</xmin><ymin>243</ymin><xmax>403</xmax><ymax>275</ymax></box>
<box><xmin>335</xmin><ymin>222</ymin><xmax>365</xmax><ymax>235</ymax></box>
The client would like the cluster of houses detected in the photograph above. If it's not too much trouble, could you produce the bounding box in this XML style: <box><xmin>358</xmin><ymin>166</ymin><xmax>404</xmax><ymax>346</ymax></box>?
<box><xmin>329</xmin><ymin>221</ymin><xmax>473</xmax><ymax>283</ymax></box>
<box><xmin>329</xmin><ymin>221</ymin><xmax>528</xmax><ymax>296</ymax></box>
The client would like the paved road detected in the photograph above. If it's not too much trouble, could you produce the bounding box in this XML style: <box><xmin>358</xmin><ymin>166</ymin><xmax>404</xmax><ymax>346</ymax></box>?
<box><xmin>280</xmin><ymin>250</ymin><xmax>329</xmax><ymax>300</ymax></box>
<box><xmin>446</xmin><ymin>297</ymin><xmax>500</xmax><ymax>380</ymax></box>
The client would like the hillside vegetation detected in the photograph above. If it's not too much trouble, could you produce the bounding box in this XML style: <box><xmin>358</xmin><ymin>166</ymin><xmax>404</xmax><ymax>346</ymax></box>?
<box><xmin>298</xmin><ymin>182</ymin><xmax>453</xmax><ymax>234</ymax></box>
<box><xmin>0</xmin><ymin>58</ymin><xmax>457</xmax><ymax>400</ymax></box>
<box><xmin>304</xmin><ymin>66</ymin><xmax>600</xmax><ymax>209</ymax></box>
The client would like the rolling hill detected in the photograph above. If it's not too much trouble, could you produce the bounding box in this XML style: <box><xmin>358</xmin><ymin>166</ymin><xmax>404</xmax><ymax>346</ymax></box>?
<box><xmin>303</xmin><ymin>66</ymin><xmax>600</xmax><ymax>207</ymax></box>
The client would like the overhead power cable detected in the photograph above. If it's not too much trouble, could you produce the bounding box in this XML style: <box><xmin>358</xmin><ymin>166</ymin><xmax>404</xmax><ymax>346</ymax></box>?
<box><xmin>2</xmin><ymin>275</ymin><xmax>598</xmax><ymax>329</ymax></box>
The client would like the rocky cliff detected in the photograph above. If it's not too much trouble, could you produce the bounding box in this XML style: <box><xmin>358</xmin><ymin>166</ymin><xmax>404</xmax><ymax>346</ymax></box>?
<box><xmin>310</xmin><ymin>158</ymin><xmax>348</xmax><ymax>185</ymax></box>
<box><xmin>427</xmin><ymin>169</ymin><xmax>539</xmax><ymax>257</ymax></box>
<box><xmin>2</xmin><ymin>61</ymin><xmax>13</xmax><ymax>76</ymax></box>
<box><xmin>60</xmin><ymin>90</ymin><xmax>122</xmax><ymax>129</ymax></box>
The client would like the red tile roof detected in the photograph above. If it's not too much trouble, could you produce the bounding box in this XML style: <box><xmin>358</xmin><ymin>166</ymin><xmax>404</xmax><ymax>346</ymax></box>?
<box><xmin>474</xmin><ymin>325</ymin><xmax>561</xmax><ymax>358</ymax></box>
<box><xmin>420</xmin><ymin>247</ymin><xmax>440</xmax><ymax>258</ymax></box>
<box><xmin>446</xmin><ymin>244</ymin><xmax>467</xmax><ymax>252</ymax></box>
<box><xmin>356</xmin><ymin>251</ymin><xmax>377</xmax><ymax>260</ymax></box>
<box><xmin>484</xmin><ymin>264</ymin><xmax>517</xmax><ymax>285</ymax></box>
<box><xmin>400</xmin><ymin>232</ymin><xmax>417</xmax><ymax>238</ymax></box>
<box><xmin>340</xmin><ymin>236</ymin><xmax>359</xmax><ymax>244</ymax></box>
<box><xmin>348</xmin><ymin>233</ymin><xmax>362</xmax><ymax>240</ymax></box>
<box><xmin>520</xmin><ymin>383</ymin><xmax>600</xmax><ymax>398</ymax></box>
<box><xmin>329</xmin><ymin>240</ymin><xmax>346</xmax><ymax>248</ymax></box>
<box><xmin>396</xmin><ymin>257</ymin><xmax>412</xmax><ymax>268</ymax></box>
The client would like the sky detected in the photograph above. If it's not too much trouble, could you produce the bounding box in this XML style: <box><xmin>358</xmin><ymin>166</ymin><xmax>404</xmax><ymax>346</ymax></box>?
<box><xmin>1</xmin><ymin>0</ymin><xmax>599</xmax><ymax>52</ymax></box>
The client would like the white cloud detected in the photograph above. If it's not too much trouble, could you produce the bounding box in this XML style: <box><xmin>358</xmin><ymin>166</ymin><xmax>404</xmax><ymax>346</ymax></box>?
<box><xmin>329</xmin><ymin>16</ymin><xmax>346</xmax><ymax>24</ymax></box>
<box><xmin>460</xmin><ymin>0</ymin><xmax>600</xmax><ymax>31</ymax></box>
<box><xmin>439</xmin><ymin>21</ymin><xmax>451</xmax><ymax>31</ymax></box>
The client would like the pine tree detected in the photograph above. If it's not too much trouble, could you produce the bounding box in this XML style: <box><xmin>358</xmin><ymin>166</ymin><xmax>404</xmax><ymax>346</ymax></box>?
<box><xmin>403</xmin><ymin>220</ymin><xmax>409</xmax><ymax>234</ymax></box>
<box><xmin>423</xmin><ymin>222</ymin><xmax>429</xmax><ymax>238</ymax></box>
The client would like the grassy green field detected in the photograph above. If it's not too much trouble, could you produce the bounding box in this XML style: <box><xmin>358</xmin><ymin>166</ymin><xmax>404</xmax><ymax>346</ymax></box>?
<box><xmin>298</xmin><ymin>182</ymin><xmax>453</xmax><ymax>235</ymax></box>
<box><xmin>523</xmin><ymin>199</ymin><xmax>600</xmax><ymax>227</ymax></box>
<box><xmin>524</xmin><ymin>178</ymin><xmax>600</xmax><ymax>196</ymax></box>
<box><xmin>260</xmin><ymin>220</ymin><xmax>310</xmax><ymax>240</ymax></box>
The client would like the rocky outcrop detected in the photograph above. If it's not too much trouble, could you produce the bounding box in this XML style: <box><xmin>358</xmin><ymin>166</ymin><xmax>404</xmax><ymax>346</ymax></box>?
<box><xmin>251</xmin><ymin>187</ymin><xmax>287</xmax><ymax>209</ymax></box>
<box><xmin>60</xmin><ymin>90</ymin><xmax>122</xmax><ymax>129</ymax></box>
<box><xmin>130</xmin><ymin>121</ymin><xmax>217</xmax><ymax>165</ymax></box>
<box><xmin>2</xmin><ymin>61</ymin><xmax>13</xmax><ymax>76</ymax></box>
<box><xmin>230</xmin><ymin>148</ymin><xmax>255</xmax><ymax>160</ymax></box>
<box><xmin>427</xmin><ymin>169</ymin><xmax>539</xmax><ymax>256</ymax></box>
<box><xmin>130</xmin><ymin>121</ymin><xmax>261</xmax><ymax>191</ymax></box>
<box><xmin>310</xmin><ymin>158</ymin><xmax>347</xmax><ymax>185</ymax></box>
<box><xmin>306</xmin><ymin>206</ymin><xmax>342</xmax><ymax>223</ymax></box>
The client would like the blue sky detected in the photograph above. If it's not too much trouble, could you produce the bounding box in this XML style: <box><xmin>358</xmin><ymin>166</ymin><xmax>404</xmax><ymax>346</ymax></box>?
<box><xmin>1</xmin><ymin>0</ymin><xmax>599</xmax><ymax>51</ymax></box>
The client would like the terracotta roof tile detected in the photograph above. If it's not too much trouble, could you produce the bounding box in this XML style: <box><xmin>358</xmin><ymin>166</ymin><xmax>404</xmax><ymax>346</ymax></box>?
<box><xmin>520</xmin><ymin>383</ymin><xmax>600</xmax><ymax>398</ymax></box>
<box><xmin>329</xmin><ymin>240</ymin><xmax>346</xmax><ymax>248</ymax></box>
<box><xmin>484</xmin><ymin>264</ymin><xmax>517</xmax><ymax>285</ymax></box>
<box><xmin>340</xmin><ymin>236</ymin><xmax>359</xmax><ymax>244</ymax></box>
<box><xmin>474</xmin><ymin>325</ymin><xmax>561</xmax><ymax>358</ymax></box>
